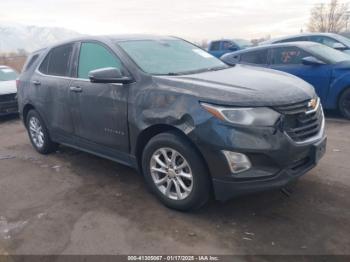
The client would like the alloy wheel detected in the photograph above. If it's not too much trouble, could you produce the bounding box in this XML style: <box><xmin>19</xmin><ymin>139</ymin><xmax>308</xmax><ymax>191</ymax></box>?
<box><xmin>29</xmin><ymin>116</ymin><xmax>45</xmax><ymax>148</ymax></box>
<box><xmin>150</xmin><ymin>148</ymin><xmax>193</xmax><ymax>200</ymax></box>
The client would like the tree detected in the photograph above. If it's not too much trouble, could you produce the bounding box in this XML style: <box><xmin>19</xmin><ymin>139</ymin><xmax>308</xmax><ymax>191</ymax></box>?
<box><xmin>308</xmin><ymin>0</ymin><xmax>350</xmax><ymax>33</ymax></box>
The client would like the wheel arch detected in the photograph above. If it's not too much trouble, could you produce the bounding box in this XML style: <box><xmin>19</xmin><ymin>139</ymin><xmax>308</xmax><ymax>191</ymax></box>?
<box><xmin>22</xmin><ymin>103</ymin><xmax>36</xmax><ymax>127</ymax></box>
<box><xmin>337</xmin><ymin>86</ymin><xmax>350</xmax><ymax>108</ymax></box>
<box><xmin>135</xmin><ymin>124</ymin><xmax>211</xmax><ymax>183</ymax></box>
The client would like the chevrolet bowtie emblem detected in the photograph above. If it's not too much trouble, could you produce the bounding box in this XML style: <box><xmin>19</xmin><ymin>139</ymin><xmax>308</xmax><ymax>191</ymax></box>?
<box><xmin>308</xmin><ymin>98</ymin><xmax>317</xmax><ymax>109</ymax></box>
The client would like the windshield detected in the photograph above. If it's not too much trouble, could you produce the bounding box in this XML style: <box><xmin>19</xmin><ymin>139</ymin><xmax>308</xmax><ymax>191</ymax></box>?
<box><xmin>308</xmin><ymin>44</ymin><xmax>350</xmax><ymax>64</ymax></box>
<box><xmin>0</xmin><ymin>67</ymin><xmax>18</xmax><ymax>81</ymax></box>
<box><xmin>118</xmin><ymin>39</ymin><xmax>228</xmax><ymax>75</ymax></box>
<box><xmin>333</xmin><ymin>34</ymin><xmax>350</xmax><ymax>47</ymax></box>
<box><xmin>233</xmin><ymin>39</ymin><xmax>253</xmax><ymax>48</ymax></box>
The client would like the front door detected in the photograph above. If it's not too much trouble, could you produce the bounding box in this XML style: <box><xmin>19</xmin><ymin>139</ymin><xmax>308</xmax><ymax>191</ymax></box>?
<box><xmin>269</xmin><ymin>46</ymin><xmax>332</xmax><ymax>103</ymax></box>
<box><xmin>70</xmin><ymin>42</ymin><xmax>129</xmax><ymax>152</ymax></box>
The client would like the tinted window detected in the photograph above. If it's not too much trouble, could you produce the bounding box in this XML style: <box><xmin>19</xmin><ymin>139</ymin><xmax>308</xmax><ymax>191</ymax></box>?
<box><xmin>0</xmin><ymin>67</ymin><xmax>18</xmax><ymax>81</ymax></box>
<box><xmin>23</xmin><ymin>54</ymin><xmax>39</xmax><ymax>72</ymax></box>
<box><xmin>222</xmin><ymin>41</ymin><xmax>235</xmax><ymax>50</ymax></box>
<box><xmin>309</xmin><ymin>36</ymin><xmax>340</xmax><ymax>48</ymax></box>
<box><xmin>78</xmin><ymin>42</ymin><xmax>122</xmax><ymax>79</ymax></box>
<box><xmin>210</xmin><ymin>41</ymin><xmax>221</xmax><ymax>51</ymax></box>
<box><xmin>271</xmin><ymin>47</ymin><xmax>309</xmax><ymax>65</ymax></box>
<box><xmin>240</xmin><ymin>49</ymin><xmax>268</xmax><ymax>64</ymax></box>
<box><xmin>39</xmin><ymin>44</ymin><xmax>74</xmax><ymax>76</ymax></box>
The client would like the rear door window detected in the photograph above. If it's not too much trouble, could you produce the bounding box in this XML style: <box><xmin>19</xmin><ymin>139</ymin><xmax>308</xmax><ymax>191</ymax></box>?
<box><xmin>77</xmin><ymin>42</ymin><xmax>122</xmax><ymax>79</ymax></box>
<box><xmin>210</xmin><ymin>41</ymin><xmax>221</xmax><ymax>51</ymax></box>
<box><xmin>240</xmin><ymin>49</ymin><xmax>268</xmax><ymax>65</ymax></box>
<box><xmin>39</xmin><ymin>44</ymin><xmax>74</xmax><ymax>76</ymax></box>
<box><xmin>23</xmin><ymin>54</ymin><xmax>39</xmax><ymax>72</ymax></box>
<box><xmin>271</xmin><ymin>47</ymin><xmax>309</xmax><ymax>65</ymax></box>
<box><xmin>222</xmin><ymin>41</ymin><xmax>236</xmax><ymax>50</ymax></box>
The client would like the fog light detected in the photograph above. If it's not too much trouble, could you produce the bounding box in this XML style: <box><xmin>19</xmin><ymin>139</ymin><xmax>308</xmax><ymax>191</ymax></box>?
<box><xmin>222</xmin><ymin>151</ymin><xmax>252</xmax><ymax>174</ymax></box>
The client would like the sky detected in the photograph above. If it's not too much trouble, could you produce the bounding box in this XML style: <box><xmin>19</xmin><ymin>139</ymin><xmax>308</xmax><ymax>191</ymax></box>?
<box><xmin>0</xmin><ymin>0</ymin><xmax>332</xmax><ymax>41</ymax></box>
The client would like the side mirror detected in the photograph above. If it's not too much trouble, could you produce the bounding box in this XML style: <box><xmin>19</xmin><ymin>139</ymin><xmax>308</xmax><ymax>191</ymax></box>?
<box><xmin>88</xmin><ymin>67</ymin><xmax>133</xmax><ymax>84</ymax></box>
<box><xmin>333</xmin><ymin>42</ymin><xmax>346</xmax><ymax>50</ymax></box>
<box><xmin>302</xmin><ymin>56</ymin><xmax>326</xmax><ymax>66</ymax></box>
<box><xmin>221</xmin><ymin>55</ymin><xmax>239</xmax><ymax>66</ymax></box>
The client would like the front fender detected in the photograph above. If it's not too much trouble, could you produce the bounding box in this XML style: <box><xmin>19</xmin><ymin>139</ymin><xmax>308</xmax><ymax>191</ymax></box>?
<box><xmin>127</xmin><ymin>82</ymin><xmax>211</xmax><ymax>155</ymax></box>
<box><xmin>327</xmin><ymin>73</ymin><xmax>350</xmax><ymax>109</ymax></box>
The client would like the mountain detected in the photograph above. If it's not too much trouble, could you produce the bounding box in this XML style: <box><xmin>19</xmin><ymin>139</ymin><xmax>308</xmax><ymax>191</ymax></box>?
<box><xmin>0</xmin><ymin>23</ymin><xmax>82</xmax><ymax>53</ymax></box>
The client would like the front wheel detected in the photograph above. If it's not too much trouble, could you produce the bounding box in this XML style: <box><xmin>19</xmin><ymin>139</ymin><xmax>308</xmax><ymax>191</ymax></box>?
<box><xmin>142</xmin><ymin>132</ymin><xmax>211</xmax><ymax>211</ymax></box>
<box><xmin>339</xmin><ymin>88</ymin><xmax>350</xmax><ymax>120</ymax></box>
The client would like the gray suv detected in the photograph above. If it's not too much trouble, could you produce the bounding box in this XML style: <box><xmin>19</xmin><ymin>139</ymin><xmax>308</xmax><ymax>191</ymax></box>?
<box><xmin>18</xmin><ymin>35</ymin><xmax>327</xmax><ymax>211</ymax></box>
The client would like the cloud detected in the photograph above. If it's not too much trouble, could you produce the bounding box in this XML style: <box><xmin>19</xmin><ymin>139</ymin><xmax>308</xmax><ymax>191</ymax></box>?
<box><xmin>0</xmin><ymin>0</ymin><xmax>327</xmax><ymax>40</ymax></box>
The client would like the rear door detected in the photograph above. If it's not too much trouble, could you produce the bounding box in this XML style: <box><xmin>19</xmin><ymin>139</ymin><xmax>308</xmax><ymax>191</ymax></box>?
<box><xmin>69</xmin><ymin>41</ymin><xmax>129</xmax><ymax>152</ymax></box>
<box><xmin>34</xmin><ymin>43</ymin><xmax>76</xmax><ymax>135</ymax></box>
<box><xmin>269</xmin><ymin>46</ymin><xmax>332</xmax><ymax>102</ymax></box>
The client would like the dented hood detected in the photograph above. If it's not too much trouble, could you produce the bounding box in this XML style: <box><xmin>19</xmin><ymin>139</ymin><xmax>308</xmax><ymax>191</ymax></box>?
<box><xmin>152</xmin><ymin>64</ymin><xmax>315</xmax><ymax>107</ymax></box>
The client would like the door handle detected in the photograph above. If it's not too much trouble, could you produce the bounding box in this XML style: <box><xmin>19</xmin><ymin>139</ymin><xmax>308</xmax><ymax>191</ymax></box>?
<box><xmin>69</xmin><ymin>86</ymin><xmax>82</xmax><ymax>93</ymax></box>
<box><xmin>32</xmin><ymin>80</ymin><xmax>41</xmax><ymax>86</ymax></box>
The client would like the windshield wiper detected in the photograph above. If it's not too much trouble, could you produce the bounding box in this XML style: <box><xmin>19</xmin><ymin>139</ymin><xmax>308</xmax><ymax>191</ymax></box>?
<box><xmin>206</xmin><ymin>66</ymin><xmax>230</xmax><ymax>72</ymax></box>
<box><xmin>160</xmin><ymin>66</ymin><xmax>229</xmax><ymax>76</ymax></box>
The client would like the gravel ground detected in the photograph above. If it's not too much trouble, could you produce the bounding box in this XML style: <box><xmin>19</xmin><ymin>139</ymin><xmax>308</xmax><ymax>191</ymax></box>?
<box><xmin>0</xmin><ymin>114</ymin><xmax>349</xmax><ymax>256</ymax></box>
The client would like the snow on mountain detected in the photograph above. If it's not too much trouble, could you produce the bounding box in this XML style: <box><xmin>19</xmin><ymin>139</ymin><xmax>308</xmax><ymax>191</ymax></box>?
<box><xmin>0</xmin><ymin>23</ymin><xmax>82</xmax><ymax>53</ymax></box>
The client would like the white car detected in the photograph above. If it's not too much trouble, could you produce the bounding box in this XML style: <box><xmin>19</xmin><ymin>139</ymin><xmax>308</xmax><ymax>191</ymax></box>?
<box><xmin>0</xmin><ymin>65</ymin><xmax>18</xmax><ymax>116</ymax></box>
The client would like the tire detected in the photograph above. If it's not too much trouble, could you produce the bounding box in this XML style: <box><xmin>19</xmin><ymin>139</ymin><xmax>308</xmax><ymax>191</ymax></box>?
<box><xmin>142</xmin><ymin>131</ymin><xmax>211</xmax><ymax>211</ymax></box>
<box><xmin>339</xmin><ymin>88</ymin><xmax>350</xmax><ymax>120</ymax></box>
<box><xmin>26</xmin><ymin>110</ymin><xmax>58</xmax><ymax>154</ymax></box>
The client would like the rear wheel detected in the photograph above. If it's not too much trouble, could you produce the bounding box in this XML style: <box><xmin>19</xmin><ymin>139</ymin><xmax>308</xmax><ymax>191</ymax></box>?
<box><xmin>142</xmin><ymin>132</ymin><xmax>211</xmax><ymax>211</ymax></box>
<box><xmin>26</xmin><ymin>110</ymin><xmax>58</xmax><ymax>154</ymax></box>
<box><xmin>339</xmin><ymin>88</ymin><xmax>350</xmax><ymax>120</ymax></box>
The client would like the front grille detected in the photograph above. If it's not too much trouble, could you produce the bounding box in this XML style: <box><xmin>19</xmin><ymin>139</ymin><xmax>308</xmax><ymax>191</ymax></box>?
<box><xmin>0</xmin><ymin>93</ymin><xmax>17</xmax><ymax>103</ymax></box>
<box><xmin>274</xmin><ymin>99</ymin><xmax>323</xmax><ymax>142</ymax></box>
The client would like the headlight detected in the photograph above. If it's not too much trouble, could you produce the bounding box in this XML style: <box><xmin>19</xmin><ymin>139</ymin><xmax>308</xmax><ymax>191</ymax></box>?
<box><xmin>200</xmin><ymin>102</ymin><xmax>280</xmax><ymax>126</ymax></box>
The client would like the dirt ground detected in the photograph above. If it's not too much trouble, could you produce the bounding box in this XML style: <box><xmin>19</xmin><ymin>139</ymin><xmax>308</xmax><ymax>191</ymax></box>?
<box><xmin>0</xmin><ymin>114</ymin><xmax>349</xmax><ymax>256</ymax></box>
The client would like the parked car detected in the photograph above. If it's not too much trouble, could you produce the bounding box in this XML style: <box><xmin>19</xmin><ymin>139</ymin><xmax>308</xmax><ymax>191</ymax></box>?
<box><xmin>260</xmin><ymin>33</ymin><xmax>350</xmax><ymax>54</ymax></box>
<box><xmin>221</xmin><ymin>42</ymin><xmax>350</xmax><ymax>119</ymax></box>
<box><xmin>208</xmin><ymin>39</ymin><xmax>253</xmax><ymax>57</ymax></box>
<box><xmin>18</xmin><ymin>36</ymin><xmax>326</xmax><ymax>211</ymax></box>
<box><xmin>0</xmin><ymin>65</ymin><xmax>19</xmax><ymax>116</ymax></box>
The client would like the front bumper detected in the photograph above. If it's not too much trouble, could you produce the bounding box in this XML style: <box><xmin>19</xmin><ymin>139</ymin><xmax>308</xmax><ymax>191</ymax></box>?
<box><xmin>0</xmin><ymin>94</ymin><xmax>18</xmax><ymax>116</ymax></box>
<box><xmin>189</xmin><ymin>116</ymin><xmax>327</xmax><ymax>201</ymax></box>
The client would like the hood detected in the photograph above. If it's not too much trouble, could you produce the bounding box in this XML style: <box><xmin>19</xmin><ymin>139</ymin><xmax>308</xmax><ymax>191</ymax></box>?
<box><xmin>152</xmin><ymin>65</ymin><xmax>315</xmax><ymax>107</ymax></box>
<box><xmin>0</xmin><ymin>80</ymin><xmax>17</xmax><ymax>95</ymax></box>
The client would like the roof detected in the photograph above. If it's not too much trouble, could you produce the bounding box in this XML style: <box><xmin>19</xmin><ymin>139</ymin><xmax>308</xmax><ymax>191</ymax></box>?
<box><xmin>223</xmin><ymin>41</ymin><xmax>321</xmax><ymax>56</ymax></box>
<box><xmin>260</xmin><ymin>32</ymin><xmax>340</xmax><ymax>45</ymax></box>
<box><xmin>36</xmin><ymin>34</ymin><xmax>177</xmax><ymax>52</ymax></box>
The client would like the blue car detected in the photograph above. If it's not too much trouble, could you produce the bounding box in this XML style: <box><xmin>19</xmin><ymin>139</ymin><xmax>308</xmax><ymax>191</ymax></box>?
<box><xmin>260</xmin><ymin>33</ymin><xmax>350</xmax><ymax>54</ymax></box>
<box><xmin>221</xmin><ymin>42</ymin><xmax>350</xmax><ymax>119</ymax></box>
<box><xmin>208</xmin><ymin>39</ymin><xmax>253</xmax><ymax>58</ymax></box>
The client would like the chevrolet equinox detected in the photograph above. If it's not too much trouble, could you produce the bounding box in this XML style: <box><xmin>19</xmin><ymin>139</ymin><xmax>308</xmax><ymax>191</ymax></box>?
<box><xmin>17</xmin><ymin>35</ymin><xmax>327</xmax><ymax>211</ymax></box>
